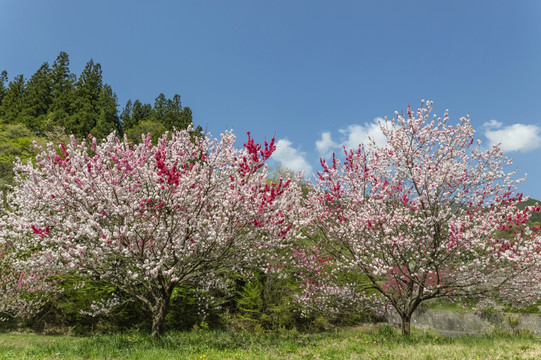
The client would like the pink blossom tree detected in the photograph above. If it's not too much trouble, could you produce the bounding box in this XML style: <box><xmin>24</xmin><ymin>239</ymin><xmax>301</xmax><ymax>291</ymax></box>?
<box><xmin>300</xmin><ymin>101</ymin><xmax>541</xmax><ymax>335</ymax></box>
<box><xmin>3</xmin><ymin>128</ymin><xmax>300</xmax><ymax>337</ymax></box>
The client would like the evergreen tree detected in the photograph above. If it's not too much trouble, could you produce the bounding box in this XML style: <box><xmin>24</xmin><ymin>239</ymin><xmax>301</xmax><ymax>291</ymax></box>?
<box><xmin>49</xmin><ymin>51</ymin><xmax>75</xmax><ymax>129</ymax></box>
<box><xmin>123</xmin><ymin>94</ymin><xmax>194</xmax><ymax>143</ymax></box>
<box><xmin>19</xmin><ymin>63</ymin><xmax>53</xmax><ymax>133</ymax></box>
<box><xmin>65</xmin><ymin>59</ymin><xmax>103</xmax><ymax>138</ymax></box>
<box><xmin>120</xmin><ymin>99</ymin><xmax>134</xmax><ymax>131</ymax></box>
<box><xmin>162</xmin><ymin>94</ymin><xmax>193</xmax><ymax>131</ymax></box>
<box><xmin>132</xmin><ymin>99</ymin><xmax>153</xmax><ymax>125</ymax></box>
<box><xmin>0</xmin><ymin>74</ymin><xmax>26</xmax><ymax>124</ymax></box>
<box><xmin>91</xmin><ymin>84</ymin><xmax>121</xmax><ymax>140</ymax></box>
<box><xmin>0</xmin><ymin>51</ymin><xmax>196</xmax><ymax>144</ymax></box>
<box><xmin>0</xmin><ymin>70</ymin><xmax>8</xmax><ymax>105</ymax></box>
<box><xmin>124</xmin><ymin>100</ymin><xmax>154</xmax><ymax>143</ymax></box>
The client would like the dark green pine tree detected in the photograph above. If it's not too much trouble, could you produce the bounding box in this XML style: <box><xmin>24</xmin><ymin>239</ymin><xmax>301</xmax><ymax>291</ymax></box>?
<box><xmin>120</xmin><ymin>99</ymin><xmax>134</xmax><ymax>131</ymax></box>
<box><xmin>121</xmin><ymin>99</ymin><xmax>153</xmax><ymax>133</ymax></box>
<box><xmin>91</xmin><ymin>84</ymin><xmax>121</xmax><ymax>140</ymax></box>
<box><xmin>160</xmin><ymin>94</ymin><xmax>193</xmax><ymax>131</ymax></box>
<box><xmin>123</xmin><ymin>99</ymin><xmax>155</xmax><ymax>143</ymax></box>
<box><xmin>152</xmin><ymin>93</ymin><xmax>168</xmax><ymax>121</ymax></box>
<box><xmin>0</xmin><ymin>74</ymin><xmax>26</xmax><ymax>124</ymax></box>
<box><xmin>49</xmin><ymin>51</ymin><xmax>76</xmax><ymax>128</ymax></box>
<box><xmin>67</xmin><ymin>59</ymin><xmax>103</xmax><ymax>138</ymax></box>
<box><xmin>0</xmin><ymin>70</ymin><xmax>8</xmax><ymax>105</ymax></box>
<box><xmin>19</xmin><ymin>62</ymin><xmax>53</xmax><ymax>133</ymax></box>
<box><xmin>123</xmin><ymin>94</ymin><xmax>194</xmax><ymax>143</ymax></box>
<box><xmin>131</xmin><ymin>99</ymin><xmax>153</xmax><ymax>125</ymax></box>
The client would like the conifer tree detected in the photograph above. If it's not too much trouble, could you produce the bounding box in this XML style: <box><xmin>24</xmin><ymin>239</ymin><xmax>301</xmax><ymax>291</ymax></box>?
<box><xmin>91</xmin><ymin>84</ymin><xmax>121</xmax><ymax>140</ymax></box>
<box><xmin>0</xmin><ymin>74</ymin><xmax>26</xmax><ymax>124</ymax></box>
<box><xmin>49</xmin><ymin>52</ymin><xmax>75</xmax><ymax>128</ymax></box>
<box><xmin>65</xmin><ymin>59</ymin><xmax>103</xmax><ymax>138</ymax></box>
<box><xmin>0</xmin><ymin>70</ymin><xmax>8</xmax><ymax>106</ymax></box>
<box><xmin>19</xmin><ymin>63</ymin><xmax>52</xmax><ymax>132</ymax></box>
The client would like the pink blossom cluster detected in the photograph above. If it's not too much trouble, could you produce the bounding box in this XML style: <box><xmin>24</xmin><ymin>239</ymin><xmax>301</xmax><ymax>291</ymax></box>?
<box><xmin>296</xmin><ymin>101</ymin><xmax>541</xmax><ymax>333</ymax></box>
<box><xmin>1</xmin><ymin>128</ymin><xmax>301</xmax><ymax>336</ymax></box>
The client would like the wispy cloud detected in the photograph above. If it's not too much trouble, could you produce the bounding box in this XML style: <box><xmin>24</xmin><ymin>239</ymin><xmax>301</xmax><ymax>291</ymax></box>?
<box><xmin>483</xmin><ymin>120</ymin><xmax>541</xmax><ymax>153</ymax></box>
<box><xmin>272</xmin><ymin>139</ymin><xmax>313</xmax><ymax>174</ymax></box>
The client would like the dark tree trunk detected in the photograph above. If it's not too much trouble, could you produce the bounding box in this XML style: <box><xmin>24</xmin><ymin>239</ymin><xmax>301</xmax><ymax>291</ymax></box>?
<box><xmin>151</xmin><ymin>297</ymin><xmax>169</xmax><ymax>338</ymax></box>
<box><xmin>400</xmin><ymin>313</ymin><xmax>412</xmax><ymax>336</ymax></box>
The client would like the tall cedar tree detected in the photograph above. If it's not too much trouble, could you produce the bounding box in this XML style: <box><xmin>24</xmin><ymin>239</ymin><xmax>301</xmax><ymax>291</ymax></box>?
<box><xmin>19</xmin><ymin>63</ymin><xmax>53</xmax><ymax>133</ymax></box>
<box><xmin>0</xmin><ymin>74</ymin><xmax>25</xmax><ymax>123</ymax></box>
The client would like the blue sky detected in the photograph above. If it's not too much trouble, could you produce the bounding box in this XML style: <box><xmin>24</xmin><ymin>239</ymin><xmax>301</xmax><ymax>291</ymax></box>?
<box><xmin>1</xmin><ymin>0</ymin><xmax>540</xmax><ymax>199</ymax></box>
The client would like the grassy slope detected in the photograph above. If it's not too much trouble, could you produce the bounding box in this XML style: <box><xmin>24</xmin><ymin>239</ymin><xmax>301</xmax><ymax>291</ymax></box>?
<box><xmin>0</xmin><ymin>327</ymin><xmax>539</xmax><ymax>360</ymax></box>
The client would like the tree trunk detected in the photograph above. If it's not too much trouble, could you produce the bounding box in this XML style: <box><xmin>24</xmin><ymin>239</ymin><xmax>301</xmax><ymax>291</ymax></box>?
<box><xmin>151</xmin><ymin>296</ymin><xmax>170</xmax><ymax>338</ymax></box>
<box><xmin>400</xmin><ymin>313</ymin><xmax>412</xmax><ymax>336</ymax></box>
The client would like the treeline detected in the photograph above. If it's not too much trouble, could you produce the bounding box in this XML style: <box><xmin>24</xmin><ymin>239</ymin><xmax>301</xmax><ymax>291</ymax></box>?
<box><xmin>0</xmin><ymin>51</ymin><xmax>197</xmax><ymax>189</ymax></box>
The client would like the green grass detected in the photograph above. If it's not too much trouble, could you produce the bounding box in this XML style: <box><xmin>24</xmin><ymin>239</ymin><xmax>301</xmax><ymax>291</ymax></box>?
<box><xmin>423</xmin><ymin>298</ymin><xmax>541</xmax><ymax>314</ymax></box>
<box><xmin>0</xmin><ymin>325</ymin><xmax>539</xmax><ymax>359</ymax></box>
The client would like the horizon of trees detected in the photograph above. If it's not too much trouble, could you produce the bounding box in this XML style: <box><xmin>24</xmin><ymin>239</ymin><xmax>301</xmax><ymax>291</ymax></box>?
<box><xmin>0</xmin><ymin>51</ymin><xmax>198</xmax><ymax>190</ymax></box>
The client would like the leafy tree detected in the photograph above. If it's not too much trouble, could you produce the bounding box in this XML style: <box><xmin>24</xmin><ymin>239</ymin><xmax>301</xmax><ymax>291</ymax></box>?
<box><xmin>4</xmin><ymin>129</ymin><xmax>299</xmax><ymax>337</ymax></box>
<box><xmin>125</xmin><ymin>120</ymin><xmax>166</xmax><ymax>144</ymax></box>
<box><xmin>299</xmin><ymin>101</ymin><xmax>541</xmax><ymax>335</ymax></box>
<box><xmin>0</xmin><ymin>124</ymin><xmax>44</xmax><ymax>191</ymax></box>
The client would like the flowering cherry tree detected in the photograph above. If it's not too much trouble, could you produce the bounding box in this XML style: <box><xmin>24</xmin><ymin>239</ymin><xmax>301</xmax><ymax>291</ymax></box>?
<box><xmin>3</xmin><ymin>128</ymin><xmax>299</xmax><ymax>337</ymax></box>
<box><xmin>300</xmin><ymin>101</ymin><xmax>541</xmax><ymax>335</ymax></box>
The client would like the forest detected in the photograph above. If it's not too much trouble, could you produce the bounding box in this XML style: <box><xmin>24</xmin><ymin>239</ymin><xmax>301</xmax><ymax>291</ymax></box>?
<box><xmin>0</xmin><ymin>53</ymin><xmax>540</xmax><ymax>339</ymax></box>
<box><xmin>0</xmin><ymin>51</ymin><xmax>196</xmax><ymax>192</ymax></box>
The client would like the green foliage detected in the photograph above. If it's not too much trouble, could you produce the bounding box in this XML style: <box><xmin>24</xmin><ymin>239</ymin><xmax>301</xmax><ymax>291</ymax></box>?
<box><xmin>227</xmin><ymin>271</ymin><xmax>304</xmax><ymax>332</ymax></box>
<box><xmin>121</xmin><ymin>93</ymin><xmax>193</xmax><ymax>143</ymax></box>
<box><xmin>27</xmin><ymin>274</ymin><xmax>152</xmax><ymax>335</ymax></box>
<box><xmin>236</xmin><ymin>275</ymin><xmax>264</xmax><ymax>324</ymax></box>
<box><xmin>0</xmin><ymin>74</ymin><xmax>25</xmax><ymax>123</ymax></box>
<box><xmin>0</xmin><ymin>52</ymin><xmax>194</xmax><ymax>142</ymax></box>
<box><xmin>0</xmin><ymin>123</ymin><xmax>44</xmax><ymax>191</ymax></box>
<box><xmin>163</xmin><ymin>286</ymin><xmax>208</xmax><ymax>331</ymax></box>
<box><xmin>0</xmin><ymin>70</ymin><xmax>8</xmax><ymax>104</ymax></box>
<box><xmin>0</xmin><ymin>51</ymin><xmax>197</xmax><ymax>197</ymax></box>
<box><xmin>125</xmin><ymin>120</ymin><xmax>166</xmax><ymax>144</ymax></box>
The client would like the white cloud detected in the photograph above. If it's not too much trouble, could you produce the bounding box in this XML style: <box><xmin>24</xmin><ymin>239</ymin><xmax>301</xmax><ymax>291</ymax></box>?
<box><xmin>340</xmin><ymin>117</ymin><xmax>387</xmax><ymax>150</ymax></box>
<box><xmin>315</xmin><ymin>132</ymin><xmax>338</xmax><ymax>158</ymax></box>
<box><xmin>315</xmin><ymin>118</ymin><xmax>388</xmax><ymax>157</ymax></box>
<box><xmin>483</xmin><ymin>120</ymin><xmax>541</xmax><ymax>153</ymax></box>
<box><xmin>272</xmin><ymin>139</ymin><xmax>313</xmax><ymax>174</ymax></box>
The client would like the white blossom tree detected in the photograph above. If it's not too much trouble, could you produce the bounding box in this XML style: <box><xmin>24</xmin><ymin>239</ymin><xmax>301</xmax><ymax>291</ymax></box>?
<box><xmin>2</xmin><ymin>128</ymin><xmax>300</xmax><ymax>337</ymax></box>
<box><xmin>299</xmin><ymin>101</ymin><xmax>541</xmax><ymax>335</ymax></box>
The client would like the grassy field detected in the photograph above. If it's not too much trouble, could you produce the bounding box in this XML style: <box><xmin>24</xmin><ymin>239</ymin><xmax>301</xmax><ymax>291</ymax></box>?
<box><xmin>0</xmin><ymin>325</ymin><xmax>539</xmax><ymax>359</ymax></box>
